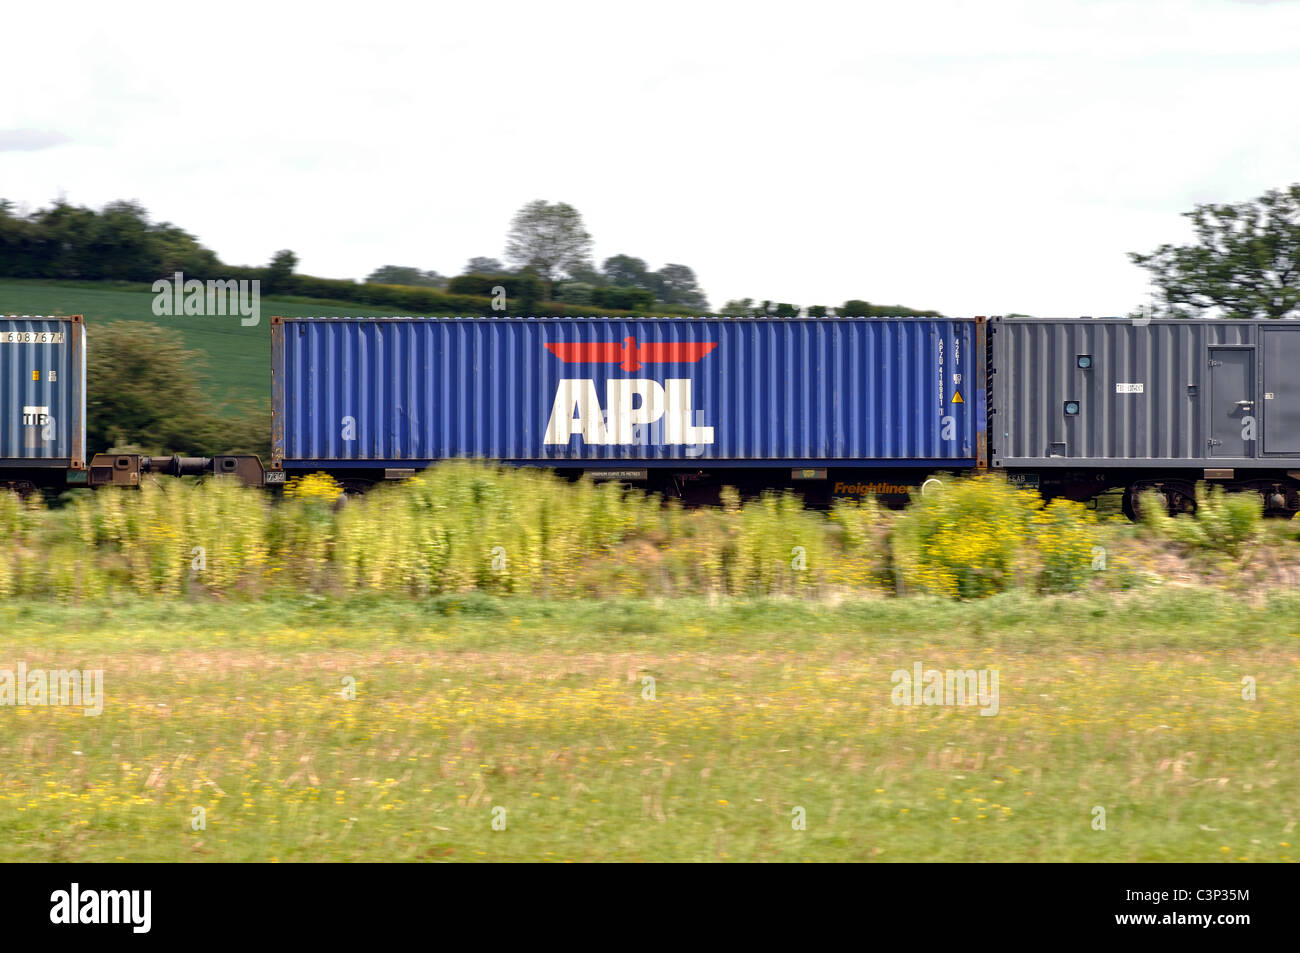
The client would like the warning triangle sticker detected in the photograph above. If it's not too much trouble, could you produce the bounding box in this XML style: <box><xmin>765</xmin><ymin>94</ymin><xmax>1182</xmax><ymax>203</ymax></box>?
<box><xmin>951</xmin><ymin>391</ymin><xmax>964</xmax><ymax>403</ymax></box>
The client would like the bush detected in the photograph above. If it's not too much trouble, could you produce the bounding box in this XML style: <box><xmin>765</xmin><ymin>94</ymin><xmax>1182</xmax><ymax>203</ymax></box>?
<box><xmin>0</xmin><ymin>467</ymin><xmax>1141</xmax><ymax>603</ymax></box>
<box><xmin>729</xmin><ymin>491</ymin><xmax>829</xmax><ymax>595</ymax></box>
<box><xmin>590</xmin><ymin>285</ymin><xmax>656</xmax><ymax>311</ymax></box>
<box><xmin>446</xmin><ymin>272</ymin><xmax>544</xmax><ymax>306</ymax></box>
<box><xmin>1030</xmin><ymin>498</ymin><xmax>1101</xmax><ymax>593</ymax></box>
<box><xmin>889</xmin><ymin>480</ymin><xmax>1102</xmax><ymax>598</ymax></box>
<box><xmin>0</xmin><ymin>464</ymin><xmax>889</xmax><ymax>600</ymax></box>
<box><xmin>826</xmin><ymin>497</ymin><xmax>888</xmax><ymax>591</ymax></box>
<box><xmin>890</xmin><ymin>475</ymin><xmax>1040</xmax><ymax>598</ymax></box>
<box><xmin>554</xmin><ymin>281</ymin><xmax>596</xmax><ymax>305</ymax></box>
<box><xmin>0</xmin><ymin>480</ymin><xmax>271</xmax><ymax>598</ymax></box>
<box><xmin>1140</xmin><ymin>483</ymin><xmax>1264</xmax><ymax>558</ymax></box>
<box><xmin>840</xmin><ymin>299</ymin><xmax>941</xmax><ymax>318</ymax></box>
<box><xmin>290</xmin><ymin>275</ymin><xmax>492</xmax><ymax>313</ymax></box>
<box><xmin>87</xmin><ymin>321</ymin><xmax>270</xmax><ymax>458</ymax></box>
<box><xmin>0</xmin><ymin>491</ymin><xmax>43</xmax><ymax>597</ymax></box>
<box><xmin>1196</xmin><ymin>485</ymin><xmax>1265</xmax><ymax>556</ymax></box>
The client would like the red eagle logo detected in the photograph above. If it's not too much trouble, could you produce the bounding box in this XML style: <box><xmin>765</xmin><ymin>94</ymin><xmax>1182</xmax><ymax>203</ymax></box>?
<box><xmin>545</xmin><ymin>337</ymin><xmax>717</xmax><ymax>372</ymax></box>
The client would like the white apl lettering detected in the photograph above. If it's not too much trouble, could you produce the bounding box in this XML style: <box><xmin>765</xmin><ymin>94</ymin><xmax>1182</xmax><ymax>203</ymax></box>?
<box><xmin>544</xmin><ymin>379</ymin><xmax>713</xmax><ymax>445</ymax></box>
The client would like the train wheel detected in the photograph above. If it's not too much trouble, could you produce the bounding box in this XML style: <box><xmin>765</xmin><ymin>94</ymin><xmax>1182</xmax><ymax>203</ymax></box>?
<box><xmin>1126</xmin><ymin>480</ymin><xmax>1196</xmax><ymax>519</ymax></box>
<box><xmin>1165</xmin><ymin>482</ymin><xmax>1197</xmax><ymax>515</ymax></box>
<box><xmin>329</xmin><ymin>479</ymin><xmax>373</xmax><ymax>511</ymax></box>
<box><xmin>1125</xmin><ymin>483</ymin><xmax>1165</xmax><ymax>520</ymax></box>
<box><xmin>1236</xmin><ymin>480</ymin><xmax>1300</xmax><ymax>518</ymax></box>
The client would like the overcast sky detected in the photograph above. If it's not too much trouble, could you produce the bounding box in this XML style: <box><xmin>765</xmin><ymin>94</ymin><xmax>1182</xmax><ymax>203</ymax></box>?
<box><xmin>4</xmin><ymin>0</ymin><xmax>1298</xmax><ymax>315</ymax></box>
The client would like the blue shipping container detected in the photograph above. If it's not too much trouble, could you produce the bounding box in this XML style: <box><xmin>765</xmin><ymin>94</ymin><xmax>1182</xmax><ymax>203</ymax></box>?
<box><xmin>271</xmin><ymin>316</ymin><xmax>985</xmax><ymax>468</ymax></box>
<box><xmin>0</xmin><ymin>315</ymin><xmax>86</xmax><ymax>468</ymax></box>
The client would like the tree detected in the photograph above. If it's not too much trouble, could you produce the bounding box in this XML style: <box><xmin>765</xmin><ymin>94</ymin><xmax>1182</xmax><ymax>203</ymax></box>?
<box><xmin>463</xmin><ymin>256</ymin><xmax>506</xmax><ymax>275</ymax></box>
<box><xmin>1130</xmin><ymin>183</ymin><xmax>1300</xmax><ymax>319</ymax></box>
<box><xmin>366</xmin><ymin>265</ymin><xmax>446</xmax><ymax>288</ymax></box>
<box><xmin>84</xmin><ymin>201</ymin><xmax>153</xmax><ymax>281</ymax></box>
<box><xmin>87</xmin><ymin>322</ymin><xmax>267</xmax><ymax>457</ymax></box>
<box><xmin>652</xmin><ymin>263</ymin><xmax>709</xmax><ymax>310</ymax></box>
<box><xmin>32</xmin><ymin>200</ymin><xmax>111</xmax><ymax>279</ymax></box>
<box><xmin>151</xmin><ymin>222</ymin><xmax>223</xmax><ymax>277</ymax></box>
<box><xmin>842</xmin><ymin>299</ymin><xmax>872</xmax><ymax>316</ymax></box>
<box><xmin>504</xmin><ymin>200</ymin><xmax>593</xmax><ymax>294</ymax></box>
<box><xmin>564</xmin><ymin>262</ymin><xmax>607</xmax><ymax>286</ymax></box>
<box><xmin>265</xmin><ymin>249</ymin><xmax>298</xmax><ymax>294</ymax></box>
<box><xmin>0</xmin><ymin>197</ymin><xmax>223</xmax><ymax>281</ymax></box>
<box><xmin>602</xmin><ymin>254</ymin><xmax>650</xmax><ymax>288</ymax></box>
<box><xmin>807</xmin><ymin>305</ymin><xmax>829</xmax><ymax>317</ymax></box>
<box><xmin>0</xmin><ymin>199</ymin><xmax>52</xmax><ymax>277</ymax></box>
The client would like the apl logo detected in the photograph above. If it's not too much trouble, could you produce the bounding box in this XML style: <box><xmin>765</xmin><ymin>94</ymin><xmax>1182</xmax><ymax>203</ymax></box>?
<box><xmin>545</xmin><ymin>337</ymin><xmax>717</xmax><ymax>371</ymax></box>
<box><xmin>543</xmin><ymin>336</ymin><xmax>716</xmax><ymax>446</ymax></box>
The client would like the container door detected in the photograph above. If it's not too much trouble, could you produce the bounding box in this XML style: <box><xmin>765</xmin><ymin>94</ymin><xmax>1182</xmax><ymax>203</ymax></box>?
<box><xmin>1262</xmin><ymin>329</ymin><xmax>1300</xmax><ymax>454</ymax></box>
<box><xmin>1208</xmin><ymin>347</ymin><xmax>1255</xmax><ymax>458</ymax></box>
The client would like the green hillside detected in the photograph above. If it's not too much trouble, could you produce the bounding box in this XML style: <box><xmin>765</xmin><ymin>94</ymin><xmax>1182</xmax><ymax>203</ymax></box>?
<box><xmin>0</xmin><ymin>280</ymin><xmax>402</xmax><ymax>410</ymax></box>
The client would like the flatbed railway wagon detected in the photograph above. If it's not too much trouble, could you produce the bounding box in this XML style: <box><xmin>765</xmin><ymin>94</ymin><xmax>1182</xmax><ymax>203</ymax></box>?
<box><xmin>6</xmin><ymin>311</ymin><xmax>1298</xmax><ymax>516</ymax></box>
<box><xmin>0</xmin><ymin>314</ymin><xmax>266</xmax><ymax>493</ymax></box>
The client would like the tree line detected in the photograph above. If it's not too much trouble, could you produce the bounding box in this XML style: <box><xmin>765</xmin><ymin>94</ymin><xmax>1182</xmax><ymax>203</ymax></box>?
<box><xmin>0</xmin><ymin>196</ymin><xmax>939</xmax><ymax>316</ymax></box>
<box><xmin>3</xmin><ymin>185</ymin><xmax>1295</xmax><ymax>319</ymax></box>
<box><xmin>0</xmin><ymin>197</ymin><xmax>715</xmax><ymax>313</ymax></box>
<box><xmin>0</xmin><ymin>198</ymin><xmax>223</xmax><ymax>281</ymax></box>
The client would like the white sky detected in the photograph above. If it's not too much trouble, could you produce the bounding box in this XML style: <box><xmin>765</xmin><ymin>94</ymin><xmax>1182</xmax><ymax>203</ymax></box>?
<box><xmin>3</xmin><ymin>0</ymin><xmax>1298</xmax><ymax>315</ymax></box>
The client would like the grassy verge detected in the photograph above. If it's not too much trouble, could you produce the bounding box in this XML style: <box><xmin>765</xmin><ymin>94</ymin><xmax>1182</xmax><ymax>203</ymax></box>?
<box><xmin>1</xmin><ymin>591</ymin><xmax>1295</xmax><ymax>862</ymax></box>
<box><xmin>2</xmin><ymin>466</ymin><xmax>1142</xmax><ymax>600</ymax></box>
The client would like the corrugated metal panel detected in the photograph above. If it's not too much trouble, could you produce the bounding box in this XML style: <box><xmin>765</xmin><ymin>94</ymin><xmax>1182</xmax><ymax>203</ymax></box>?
<box><xmin>0</xmin><ymin>315</ymin><xmax>86</xmax><ymax>467</ymax></box>
<box><xmin>272</xmin><ymin>316</ymin><xmax>983</xmax><ymax>467</ymax></box>
<box><xmin>989</xmin><ymin>317</ymin><xmax>1300</xmax><ymax>467</ymax></box>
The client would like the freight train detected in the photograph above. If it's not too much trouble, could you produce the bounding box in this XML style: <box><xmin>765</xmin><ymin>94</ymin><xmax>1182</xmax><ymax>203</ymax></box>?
<box><xmin>4</xmin><ymin>313</ymin><xmax>1299</xmax><ymax>517</ymax></box>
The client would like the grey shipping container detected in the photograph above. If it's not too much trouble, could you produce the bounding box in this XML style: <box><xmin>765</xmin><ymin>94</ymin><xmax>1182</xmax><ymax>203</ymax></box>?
<box><xmin>0</xmin><ymin>315</ymin><xmax>86</xmax><ymax>470</ymax></box>
<box><xmin>989</xmin><ymin>317</ymin><xmax>1300</xmax><ymax>468</ymax></box>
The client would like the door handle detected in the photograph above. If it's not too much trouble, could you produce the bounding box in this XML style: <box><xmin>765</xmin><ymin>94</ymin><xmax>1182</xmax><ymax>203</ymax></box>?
<box><xmin>1235</xmin><ymin>400</ymin><xmax>1254</xmax><ymax>408</ymax></box>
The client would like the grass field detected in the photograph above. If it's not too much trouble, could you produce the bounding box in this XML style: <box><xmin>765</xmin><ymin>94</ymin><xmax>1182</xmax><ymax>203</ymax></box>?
<box><xmin>1</xmin><ymin>591</ymin><xmax>1296</xmax><ymax>862</ymax></box>
<box><xmin>0</xmin><ymin>280</ymin><xmax>400</xmax><ymax>408</ymax></box>
<box><xmin>1</xmin><ymin>284</ymin><xmax>1296</xmax><ymax>862</ymax></box>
